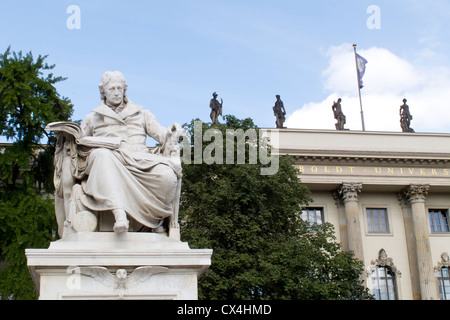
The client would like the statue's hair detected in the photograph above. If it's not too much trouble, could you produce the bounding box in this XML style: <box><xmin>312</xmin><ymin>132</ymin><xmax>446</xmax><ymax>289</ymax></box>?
<box><xmin>99</xmin><ymin>71</ymin><xmax>129</xmax><ymax>104</ymax></box>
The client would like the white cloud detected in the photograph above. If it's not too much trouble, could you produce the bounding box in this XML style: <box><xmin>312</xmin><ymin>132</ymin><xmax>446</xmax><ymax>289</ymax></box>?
<box><xmin>286</xmin><ymin>43</ymin><xmax>450</xmax><ymax>133</ymax></box>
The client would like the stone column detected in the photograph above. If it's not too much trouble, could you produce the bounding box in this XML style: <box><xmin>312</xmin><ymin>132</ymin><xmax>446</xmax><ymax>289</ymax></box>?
<box><xmin>333</xmin><ymin>191</ymin><xmax>349</xmax><ymax>251</ymax></box>
<box><xmin>336</xmin><ymin>183</ymin><xmax>364</xmax><ymax>262</ymax></box>
<box><xmin>397</xmin><ymin>192</ymin><xmax>421</xmax><ymax>300</ymax></box>
<box><xmin>403</xmin><ymin>184</ymin><xmax>439</xmax><ymax>300</ymax></box>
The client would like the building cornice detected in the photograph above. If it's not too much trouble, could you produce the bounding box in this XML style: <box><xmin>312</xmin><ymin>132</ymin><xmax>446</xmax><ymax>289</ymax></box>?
<box><xmin>261</xmin><ymin>128</ymin><xmax>450</xmax><ymax>165</ymax></box>
<box><xmin>285</xmin><ymin>152</ymin><xmax>450</xmax><ymax>167</ymax></box>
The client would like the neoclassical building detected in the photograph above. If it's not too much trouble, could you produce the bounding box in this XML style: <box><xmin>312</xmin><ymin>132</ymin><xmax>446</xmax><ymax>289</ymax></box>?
<box><xmin>262</xmin><ymin>128</ymin><xmax>450</xmax><ymax>300</ymax></box>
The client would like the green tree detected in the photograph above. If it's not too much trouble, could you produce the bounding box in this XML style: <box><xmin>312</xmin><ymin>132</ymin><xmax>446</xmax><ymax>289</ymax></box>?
<box><xmin>180</xmin><ymin>115</ymin><xmax>372</xmax><ymax>300</ymax></box>
<box><xmin>0</xmin><ymin>47</ymin><xmax>73</xmax><ymax>299</ymax></box>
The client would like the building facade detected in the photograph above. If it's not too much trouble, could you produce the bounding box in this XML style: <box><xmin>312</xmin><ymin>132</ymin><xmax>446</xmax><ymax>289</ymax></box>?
<box><xmin>263</xmin><ymin>128</ymin><xmax>450</xmax><ymax>300</ymax></box>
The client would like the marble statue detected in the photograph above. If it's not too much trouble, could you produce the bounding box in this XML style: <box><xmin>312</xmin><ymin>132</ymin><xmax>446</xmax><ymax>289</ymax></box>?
<box><xmin>332</xmin><ymin>98</ymin><xmax>346</xmax><ymax>130</ymax></box>
<box><xmin>209</xmin><ymin>92</ymin><xmax>223</xmax><ymax>124</ymax></box>
<box><xmin>273</xmin><ymin>95</ymin><xmax>286</xmax><ymax>128</ymax></box>
<box><xmin>47</xmin><ymin>71</ymin><xmax>184</xmax><ymax>238</ymax></box>
<box><xmin>400</xmin><ymin>98</ymin><xmax>415</xmax><ymax>133</ymax></box>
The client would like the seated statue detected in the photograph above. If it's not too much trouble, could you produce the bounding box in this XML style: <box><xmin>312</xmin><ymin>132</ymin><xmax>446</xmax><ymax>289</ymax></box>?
<box><xmin>48</xmin><ymin>71</ymin><xmax>184</xmax><ymax>239</ymax></box>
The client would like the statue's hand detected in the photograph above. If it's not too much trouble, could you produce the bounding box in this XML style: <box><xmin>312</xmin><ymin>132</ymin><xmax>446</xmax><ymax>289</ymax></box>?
<box><xmin>169</xmin><ymin>123</ymin><xmax>185</xmax><ymax>139</ymax></box>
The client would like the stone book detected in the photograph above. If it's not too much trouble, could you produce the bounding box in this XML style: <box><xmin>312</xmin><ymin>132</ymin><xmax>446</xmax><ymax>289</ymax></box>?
<box><xmin>46</xmin><ymin>121</ymin><xmax>121</xmax><ymax>150</ymax></box>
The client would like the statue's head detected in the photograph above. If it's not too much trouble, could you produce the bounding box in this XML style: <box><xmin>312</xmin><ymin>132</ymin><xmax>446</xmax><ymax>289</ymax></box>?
<box><xmin>212</xmin><ymin>92</ymin><xmax>218</xmax><ymax>98</ymax></box>
<box><xmin>379</xmin><ymin>248</ymin><xmax>387</xmax><ymax>259</ymax></box>
<box><xmin>99</xmin><ymin>71</ymin><xmax>129</xmax><ymax>107</ymax></box>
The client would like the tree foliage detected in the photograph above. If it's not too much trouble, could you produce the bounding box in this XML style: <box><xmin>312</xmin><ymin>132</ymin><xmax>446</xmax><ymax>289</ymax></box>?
<box><xmin>0</xmin><ymin>47</ymin><xmax>73</xmax><ymax>299</ymax></box>
<box><xmin>180</xmin><ymin>115</ymin><xmax>372</xmax><ymax>300</ymax></box>
<box><xmin>0</xmin><ymin>194</ymin><xmax>56</xmax><ymax>300</ymax></box>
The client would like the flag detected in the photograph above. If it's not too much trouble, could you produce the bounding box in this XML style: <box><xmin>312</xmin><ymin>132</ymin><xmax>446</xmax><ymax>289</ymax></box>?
<box><xmin>356</xmin><ymin>53</ymin><xmax>368</xmax><ymax>89</ymax></box>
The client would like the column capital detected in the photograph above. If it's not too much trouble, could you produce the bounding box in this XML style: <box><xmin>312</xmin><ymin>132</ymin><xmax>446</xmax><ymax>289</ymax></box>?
<box><xmin>332</xmin><ymin>190</ymin><xmax>344</xmax><ymax>207</ymax></box>
<box><xmin>397</xmin><ymin>192</ymin><xmax>409</xmax><ymax>208</ymax></box>
<box><xmin>403</xmin><ymin>184</ymin><xmax>429</xmax><ymax>204</ymax></box>
<box><xmin>336</xmin><ymin>183</ymin><xmax>362</xmax><ymax>203</ymax></box>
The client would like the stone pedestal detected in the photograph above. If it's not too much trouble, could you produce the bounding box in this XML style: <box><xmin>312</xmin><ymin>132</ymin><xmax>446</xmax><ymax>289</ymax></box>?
<box><xmin>25</xmin><ymin>232</ymin><xmax>212</xmax><ymax>300</ymax></box>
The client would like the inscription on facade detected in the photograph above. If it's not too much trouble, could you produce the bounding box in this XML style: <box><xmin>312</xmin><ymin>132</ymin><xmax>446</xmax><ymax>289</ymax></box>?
<box><xmin>298</xmin><ymin>165</ymin><xmax>450</xmax><ymax>177</ymax></box>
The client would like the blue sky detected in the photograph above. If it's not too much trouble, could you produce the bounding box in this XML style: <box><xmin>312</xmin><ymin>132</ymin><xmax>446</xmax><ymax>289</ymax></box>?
<box><xmin>2</xmin><ymin>1</ymin><xmax>450</xmax><ymax>138</ymax></box>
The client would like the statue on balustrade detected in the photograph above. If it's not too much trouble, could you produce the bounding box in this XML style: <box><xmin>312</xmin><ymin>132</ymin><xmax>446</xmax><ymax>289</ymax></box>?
<box><xmin>332</xmin><ymin>98</ymin><xmax>347</xmax><ymax>130</ymax></box>
<box><xmin>273</xmin><ymin>95</ymin><xmax>287</xmax><ymax>128</ymax></box>
<box><xmin>209</xmin><ymin>92</ymin><xmax>223</xmax><ymax>124</ymax></box>
<box><xmin>400</xmin><ymin>98</ymin><xmax>415</xmax><ymax>133</ymax></box>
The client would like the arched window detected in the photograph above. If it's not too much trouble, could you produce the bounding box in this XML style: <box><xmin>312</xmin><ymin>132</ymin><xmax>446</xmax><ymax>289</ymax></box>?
<box><xmin>435</xmin><ymin>252</ymin><xmax>450</xmax><ymax>300</ymax></box>
<box><xmin>372</xmin><ymin>266</ymin><xmax>397</xmax><ymax>300</ymax></box>
<box><xmin>369</xmin><ymin>249</ymin><xmax>401</xmax><ymax>300</ymax></box>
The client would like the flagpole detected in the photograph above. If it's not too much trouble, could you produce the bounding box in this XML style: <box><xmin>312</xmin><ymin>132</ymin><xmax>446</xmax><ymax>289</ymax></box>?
<box><xmin>353</xmin><ymin>44</ymin><xmax>366</xmax><ymax>131</ymax></box>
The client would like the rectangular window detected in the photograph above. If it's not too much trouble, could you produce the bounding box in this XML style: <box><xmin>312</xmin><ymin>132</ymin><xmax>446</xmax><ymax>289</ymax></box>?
<box><xmin>428</xmin><ymin>209</ymin><xmax>450</xmax><ymax>233</ymax></box>
<box><xmin>366</xmin><ymin>208</ymin><xmax>389</xmax><ymax>233</ymax></box>
<box><xmin>301</xmin><ymin>208</ymin><xmax>324</xmax><ymax>225</ymax></box>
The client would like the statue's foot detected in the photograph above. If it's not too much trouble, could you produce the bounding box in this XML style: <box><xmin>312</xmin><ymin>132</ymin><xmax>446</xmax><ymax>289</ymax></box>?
<box><xmin>113</xmin><ymin>219</ymin><xmax>129</xmax><ymax>233</ymax></box>
<box><xmin>112</xmin><ymin>209</ymin><xmax>129</xmax><ymax>233</ymax></box>
<box><xmin>153</xmin><ymin>225</ymin><xmax>167</xmax><ymax>235</ymax></box>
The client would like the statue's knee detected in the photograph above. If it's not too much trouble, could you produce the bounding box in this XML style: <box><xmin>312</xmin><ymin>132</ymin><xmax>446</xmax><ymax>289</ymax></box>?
<box><xmin>154</xmin><ymin>165</ymin><xmax>177</xmax><ymax>192</ymax></box>
<box><xmin>90</xmin><ymin>148</ymin><xmax>113</xmax><ymax>158</ymax></box>
<box><xmin>89</xmin><ymin>148</ymin><xmax>117</xmax><ymax>166</ymax></box>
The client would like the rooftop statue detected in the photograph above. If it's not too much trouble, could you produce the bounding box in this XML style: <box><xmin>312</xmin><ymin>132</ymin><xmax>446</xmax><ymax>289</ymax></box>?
<box><xmin>46</xmin><ymin>71</ymin><xmax>184</xmax><ymax>239</ymax></box>
<box><xmin>332</xmin><ymin>98</ymin><xmax>347</xmax><ymax>130</ymax></box>
<box><xmin>209</xmin><ymin>92</ymin><xmax>223</xmax><ymax>124</ymax></box>
<box><xmin>400</xmin><ymin>98</ymin><xmax>415</xmax><ymax>133</ymax></box>
<box><xmin>273</xmin><ymin>95</ymin><xmax>286</xmax><ymax>128</ymax></box>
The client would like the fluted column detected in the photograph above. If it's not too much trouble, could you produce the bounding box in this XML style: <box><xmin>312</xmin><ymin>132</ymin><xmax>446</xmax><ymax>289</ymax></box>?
<box><xmin>336</xmin><ymin>183</ymin><xmax>364</xmax><ymax>262</ymax></box>
<box><xmin>333</xmin><ymin>191</ymin><xmax>349</xmax><ymax>251</ymax></box>
<box><xmin>403</xmin><ymin>184</ymin><xmax>439</xmax><ymax>300</ymax></box>
<box><xmin>397</xmin><ymin>192</ymin><xmax>421</xmax><ymax>300</ymax></box>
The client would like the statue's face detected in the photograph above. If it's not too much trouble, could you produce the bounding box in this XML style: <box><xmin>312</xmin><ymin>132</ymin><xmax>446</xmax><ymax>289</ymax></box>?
<box><xmin>104</xmin><ymin>79</ymin><xmax>124</xmax><ymax>107</ymax></box>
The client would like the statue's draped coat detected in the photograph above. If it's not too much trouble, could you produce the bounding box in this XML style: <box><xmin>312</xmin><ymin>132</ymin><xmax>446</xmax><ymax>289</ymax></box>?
<box><xmin>77</xmin><ymin>101</ymin><xmax>181</xmax><ymax>229</ymax></box>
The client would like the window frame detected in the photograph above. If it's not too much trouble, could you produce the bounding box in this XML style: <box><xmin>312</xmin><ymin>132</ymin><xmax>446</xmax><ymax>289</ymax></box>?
<box><xmin>371</xmin><ymin>265</ymin><xmax>398</xmax><ymax>300</ymax></box>
<box><xmin>428</xmin><ymin>209</ymin><xmax>450</xmax><ymax>234</ymax></box>
<box><xmin>437</xmin><ymin>267</ymin><xmax>450</xmax><ymax>300</ymax></box>
<box><xmin>364</xmin><ymin>207</ymin><xmax>391</xmax><ymax>235</ymax></box>
<box><xmin>300</xmin><ymin>207</ymin><xmax>325</xmax><ymax>226</ymax></box>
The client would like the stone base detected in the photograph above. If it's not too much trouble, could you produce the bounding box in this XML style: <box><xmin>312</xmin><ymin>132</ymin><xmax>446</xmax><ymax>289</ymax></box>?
<box><xmin>25</xmin><ymin>232</ymin><xmax>212</xmax><ymax>300</ymax></box>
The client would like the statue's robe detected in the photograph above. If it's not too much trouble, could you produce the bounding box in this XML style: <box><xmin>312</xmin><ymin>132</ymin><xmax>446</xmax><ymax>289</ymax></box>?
<box><xmin>78</xmin><ymin>101</ymin><xmax>181</xmax><ymax>229</ymax></box>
